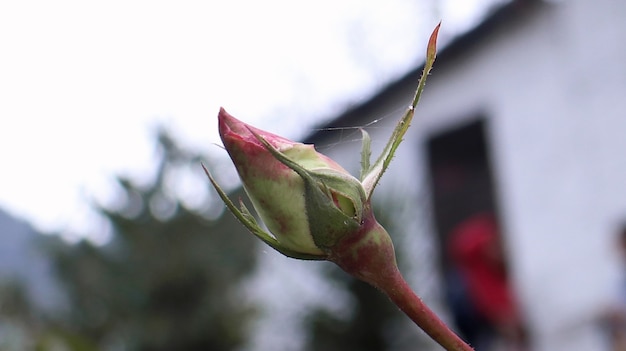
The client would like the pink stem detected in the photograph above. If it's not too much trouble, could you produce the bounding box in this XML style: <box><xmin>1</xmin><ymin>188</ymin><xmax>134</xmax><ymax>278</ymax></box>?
<box><xmin>376</xmin><ymin>269</ymin><xmax>474</xmax><ymax>351</ymax></box>
<box><xmin>330</xmin><ymin>210</ymin><xmax>473</xmax><ymax>350</ymax></box>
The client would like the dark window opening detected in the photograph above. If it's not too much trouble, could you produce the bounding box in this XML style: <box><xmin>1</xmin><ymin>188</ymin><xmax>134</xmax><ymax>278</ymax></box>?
<box><xmin>426</xmin><ymin>118</ymin><xmax>497</xmax><ymax>257</ymax></box>
<box><xmin>426</xmin><ymin>117</ymin><xmax>528</xmax><ymax>350</ymax></box>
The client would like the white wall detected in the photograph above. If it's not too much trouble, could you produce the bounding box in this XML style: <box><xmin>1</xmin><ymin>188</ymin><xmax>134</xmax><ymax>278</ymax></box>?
<box><xmin>317</xmin><ymin>0</ymin><xmax>626</xmax><ymax>350</ymax></box>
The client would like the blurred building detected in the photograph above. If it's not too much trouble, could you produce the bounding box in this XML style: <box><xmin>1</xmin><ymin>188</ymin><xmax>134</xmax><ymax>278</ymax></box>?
<box><xmin>305</xmin><ymin>0</ymin><xmax>626</xmax><ymax>350</ymax></box>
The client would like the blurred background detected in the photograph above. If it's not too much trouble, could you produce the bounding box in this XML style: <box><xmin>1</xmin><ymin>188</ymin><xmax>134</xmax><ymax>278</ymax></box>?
<box><xmin>2</xmin><ymin>0</ymin><xmax>626</xmax><ymax>350</ymax></box>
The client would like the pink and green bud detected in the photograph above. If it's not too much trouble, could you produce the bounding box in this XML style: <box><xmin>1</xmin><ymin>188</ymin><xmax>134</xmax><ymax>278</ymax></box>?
<box><xmin>206</xmin><ymin>107</ymin><xmax>402</xmax><ymax>291</ymax></box>
<box><xmin>209</xmin><ymin>108</ymin><xmax>369</xmax><ymax>260</ymax></box>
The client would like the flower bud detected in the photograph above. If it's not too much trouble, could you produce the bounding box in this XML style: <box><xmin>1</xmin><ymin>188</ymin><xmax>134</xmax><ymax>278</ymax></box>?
<box><xmin>213</xmin><ymin>108</ymin><xmax>367</xmax><ymax>259</ymax></box>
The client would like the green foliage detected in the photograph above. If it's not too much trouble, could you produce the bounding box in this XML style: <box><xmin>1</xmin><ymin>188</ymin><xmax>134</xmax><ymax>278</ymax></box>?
<box><xmin>49</xmin><ymin>129</ymin><xmax>258</xmax><ymax>351</ymax></box>
<box><xmin>305</xmin><ymin>275</ymin><xmax>397</xmax><ymax>351</ymax></box>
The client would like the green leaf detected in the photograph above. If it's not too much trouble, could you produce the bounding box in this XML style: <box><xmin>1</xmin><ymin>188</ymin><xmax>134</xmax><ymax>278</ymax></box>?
<box><xmin>361</xmin><ymin>23</ymin><xmax>440</xmax><ymax>201</ymax></box>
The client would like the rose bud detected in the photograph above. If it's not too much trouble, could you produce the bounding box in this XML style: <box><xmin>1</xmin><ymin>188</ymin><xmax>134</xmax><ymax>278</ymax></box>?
<box><xmin>206</xmin><ymin>108</ymin><xmax>369</xmax><ymax>260</ymax></box>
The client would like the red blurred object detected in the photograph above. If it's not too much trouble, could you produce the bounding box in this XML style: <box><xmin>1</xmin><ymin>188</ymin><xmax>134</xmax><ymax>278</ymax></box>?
<box><xmin>448</xmin><ymin>213</ymin><xmax>521</xmax><ymax>333</ymax></box>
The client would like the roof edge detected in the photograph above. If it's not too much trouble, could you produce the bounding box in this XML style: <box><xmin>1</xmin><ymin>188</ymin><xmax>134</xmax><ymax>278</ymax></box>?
<box><xmin>304</xmin><ymin>0</ymin><xmax>544</xmax><ymax>145</ymax></box>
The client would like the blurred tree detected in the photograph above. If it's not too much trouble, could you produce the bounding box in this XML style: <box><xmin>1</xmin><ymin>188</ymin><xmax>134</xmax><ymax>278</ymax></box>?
<box><xmin>49</xmin><ymin>129</ymin><xmax>258</xmax><ymax>351</ymax></box>
<box><xmin>0</xmin><ymin>280</ymin><xmax>39</xmax><ymax>350</ymax></box>
<box><xmin>305</xmin><ymin>272</ymin><xmax>397</xmax><ymax>351</ymax></box>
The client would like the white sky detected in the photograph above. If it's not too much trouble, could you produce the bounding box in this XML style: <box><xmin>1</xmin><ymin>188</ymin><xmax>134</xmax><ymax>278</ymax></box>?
<box><xmin>0</xmin><ymin>0</ymin><xmax>506</xmax><ymax>243</ymax></box>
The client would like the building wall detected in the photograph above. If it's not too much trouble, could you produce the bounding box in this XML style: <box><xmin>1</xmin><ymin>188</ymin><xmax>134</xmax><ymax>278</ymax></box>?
<box><xmin>314</xmin><ymin>0</ymin><xmax>626</xmax><ymax>349</ymax></box>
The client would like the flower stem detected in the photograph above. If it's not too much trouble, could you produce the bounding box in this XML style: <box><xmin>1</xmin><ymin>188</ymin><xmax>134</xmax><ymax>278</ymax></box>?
<box><xmin>330</xmin><ymin>210</ymin><xmax>473</xmax><ymax>350</ymax></box>
<box><xmin>377</xmin><ymin>268</ymin><xmax>474</xmax><ymax>351</ymax></box>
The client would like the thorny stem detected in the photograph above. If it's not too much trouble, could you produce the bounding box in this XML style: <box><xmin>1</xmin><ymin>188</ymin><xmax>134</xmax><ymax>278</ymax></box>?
<box><xmin>376</xmin><ymin>268</ymin><xmax>474</xmax><ymax>351</ymax></box>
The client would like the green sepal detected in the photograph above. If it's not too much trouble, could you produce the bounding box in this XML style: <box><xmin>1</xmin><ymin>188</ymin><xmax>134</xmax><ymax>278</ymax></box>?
<box><xmin>361</xmin><ymin>106</ymin><xmax>413</xmax><ymax>201</ymax></box>
<box><xmin>202</xmin><ymin>164</ymin><xmax>327</xmax><ymax>260</ymax></box>
<box><xmin>308</xmin><ymin>168</ymin><xmax>366</xmax><ymax>221</ymax></box>
<box><xmin>249</xmin><ymin>129</ymin><xmax>361</xmax><ymax>251</ymax></box>
<box><xmin>359</xmin><ymin>128</ymin><xmax>371</xmax><ymax>181</ymax></box>
<box><xmin>361</xmin><ymin>23</ymin><xmax>440</xmax><ymax>201</ymax></box>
